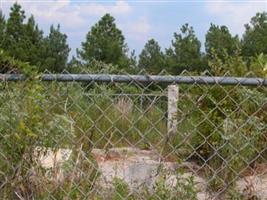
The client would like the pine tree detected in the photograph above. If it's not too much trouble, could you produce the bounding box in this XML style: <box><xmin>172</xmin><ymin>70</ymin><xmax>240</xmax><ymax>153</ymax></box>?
<box><xmin>166</xmin><ymin>24</ymin><xmax>203</xmax><ymax>74</ymax></box>
<box><xmin>23</xmin><ymin>15</ymin><xmax>44</xmax><ymax>66</ymax></box>
<box><xmin>77</xmin><ymin>14</ymin><xmax>130</xmax><ymax>70</ymax></box>
<box><xmin>0</xmin><ymin>11</ymin><xmax>6</xmax><ymax>47</ymax></box>
<box><xmin>242</xmin><ymin>12</ymin><xmax>267</xmax><ymax>58</ymax></box>
<box><xmin>40</xmin><ymin>25</ymin><xmax>70</xmax><ymax>72</ymax></box>
<box><xmin>2</xmin><ymin>3</ymin><xmax>45</xmax><ymax>67</ymax></box>
<box><xmin>138</xmin><ymin>39</ymin><xmax>165</xmax><ymax>74</ymax></box>
<box><xmin>205</xmin><ymin>24</ymin><xmax>239</xmax><ymax>60</ymax></box>
<box><xmin>3</xmin><ymin>3</ymin><xmax>26</xmax><ymax>60</ymax></box>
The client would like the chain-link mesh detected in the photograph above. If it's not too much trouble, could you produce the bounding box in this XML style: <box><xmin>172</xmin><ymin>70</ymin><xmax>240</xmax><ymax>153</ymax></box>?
<box><xmin>0</xmin><ymin>70</ymin><xmax>267</xmax><ymax>200</ymax></box>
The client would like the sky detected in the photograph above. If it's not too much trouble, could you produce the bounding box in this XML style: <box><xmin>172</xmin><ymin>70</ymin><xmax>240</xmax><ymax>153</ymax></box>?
<box><xmin>0</xmin><ymin>0</ymin><xmax>267</xmax><ymax>58</ymax></box>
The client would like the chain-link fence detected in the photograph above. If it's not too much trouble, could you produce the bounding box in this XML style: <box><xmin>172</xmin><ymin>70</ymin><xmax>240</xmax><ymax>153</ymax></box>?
<box><xmin>0</xmin><ymin>71</ymin><xmax>267</xmax><ymax>200</ymax></box>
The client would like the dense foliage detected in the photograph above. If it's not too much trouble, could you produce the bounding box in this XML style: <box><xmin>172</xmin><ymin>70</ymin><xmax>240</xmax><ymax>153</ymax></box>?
<box><xmin>0</xmin><ymin>3</ymin><xmax>266</xmax><ymax>74</ymax></box>
<box><xmin>0</xmin><ymin>3</ymin><xmax>70</xmax><ymax>73</ymax></box>
<box><xmin>166</xmin><ymin>24</ymin><xmax>203</xmax><ymax>73</ymax></box>
<box><xmin>138</xmin><ymin>39</ymin><xmax>165</xmax><ymax>74</ymax></box>
<box><xmin>0</xmin><ymin>3</ymin><xmax>266</xmax><ymax>199</ymax></box>
<box><xmin>77</xmin><ymin>14</ymin><xmax>132</xmax><ymax>70</ymax></box>
<box><xmin>242</xmin><ymin>12</ymin><xmax>267</xmax><ymax>59</ymax></box>
<box><xmin>205</xmin><ymin>24</ymin><xmax>239</xmax><ymax>61</ymax></box>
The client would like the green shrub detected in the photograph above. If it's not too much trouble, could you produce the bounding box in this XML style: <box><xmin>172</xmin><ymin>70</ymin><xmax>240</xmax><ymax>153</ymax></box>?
<box><xmin>146</xmin><ymin>175</ymin><xmax>198</xmax><ymax>200</ymax></box>
<box><xmin>174</xmin><ymin>50</ymin><xmax>267</xmax><ymax>192</ymax></box>
<box><xmin>0</xmin><ymin>49</ymin><xmax>35</xmax><ymax>75</ymax></box>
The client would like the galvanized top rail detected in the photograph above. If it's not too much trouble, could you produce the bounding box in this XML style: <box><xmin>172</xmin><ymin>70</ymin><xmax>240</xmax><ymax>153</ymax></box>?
<box><xmin>0</xmin><ymin>74</ymin><xmax>267</xmax><ymax>86</ymax></box>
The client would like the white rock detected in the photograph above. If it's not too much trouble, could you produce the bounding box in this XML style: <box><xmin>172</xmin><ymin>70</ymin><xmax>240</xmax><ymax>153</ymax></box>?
<box><xmin>92</xmin><ymin>147</ymin><xmax>211</xmax><ymax>199</ymax></box>
<box><xmin>34</xmin><ymin>147</ymin><xmax>72</xmax><ymax>169</ymax></box>
<box><xmin>236</xmin><ymin>174</ymin><xmax>267</xmax><ymax>199</ymax></box>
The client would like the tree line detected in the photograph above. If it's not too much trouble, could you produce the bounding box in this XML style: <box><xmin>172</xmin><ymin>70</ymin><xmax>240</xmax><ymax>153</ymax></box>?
<box><xmin>0</xmin><ymin>3</ymin><xmax>267</xmax><ymax>74</ymax></box>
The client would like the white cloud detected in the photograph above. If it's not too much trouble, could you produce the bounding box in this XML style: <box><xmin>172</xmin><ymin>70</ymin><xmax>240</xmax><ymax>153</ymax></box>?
<box><xmin>132</xmin><ymin>17</ymin><xmax>151</xmax><ymax>35</ymax></box>
<box><xmin>123</xmin><ymin>17</ymin><xmax>151</xmax><ymax>43</ymax></box>
<box><xmin>2</xmin><ymin>0</ymin><xmax>133</xmax><ymax>29</ymax></box>
<box><xmin>205</xmin><ymin>1</ymin><xmax>266</xmax><ymax>34</ymax></box>
<box><xmin>80</xmin><ymin>1</ymin><xmax>132</xmax><ymax>16</ymax></box>
<box><xmin>1</xmin><ymin>0</ymin><xmax>153</xmax><ymax>56</ymax></box>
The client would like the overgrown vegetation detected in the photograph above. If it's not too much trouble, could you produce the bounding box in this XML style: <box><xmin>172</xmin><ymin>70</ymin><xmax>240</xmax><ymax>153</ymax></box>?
<box><xmin>101</xmin><ymin>175</ymin><xmax>198</xmax><ymax>200</ymax></box>
<box><xmin>0</xmin><ymin>54</ymin><xmax>266</xmax><ymax>198</ymax></box>
<box><xmin>0</xmin><ymin>65</ymin><xmax>168</xmax><ymax>198</ymax></box>
<box><xmin>0</xmin><ymin>2</ymin><xmax>266</xmax><ymax>199</ymax></box>
<box><xmin>0</xmin><ymin>3</ymin><xmax>266</xmax><ymax>73</ymax></box>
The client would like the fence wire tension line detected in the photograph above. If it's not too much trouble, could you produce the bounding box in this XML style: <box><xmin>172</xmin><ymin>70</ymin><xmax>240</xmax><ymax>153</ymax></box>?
<box><xmin>0</xmin><ymin>72</ymin><xmax>267</xmax><ymax>200</ymax></box>
<box><xmin>1</xmin><ymin>73</ymin><xmax>267</xmax><ymax>86</ymax></box>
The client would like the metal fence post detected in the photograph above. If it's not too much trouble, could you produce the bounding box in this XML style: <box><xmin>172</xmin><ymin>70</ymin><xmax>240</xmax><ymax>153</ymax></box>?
<box><xmin>168</xmin><ymin>85</ymin><xmax>179</xmax><ymax>137</ymax></box>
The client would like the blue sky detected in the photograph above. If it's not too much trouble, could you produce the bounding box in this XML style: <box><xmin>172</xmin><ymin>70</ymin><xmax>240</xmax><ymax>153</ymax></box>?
<box><xmin>1</xmin><ymin>0</ymin><xmax>267</xmax><ymax>58</ymax></box>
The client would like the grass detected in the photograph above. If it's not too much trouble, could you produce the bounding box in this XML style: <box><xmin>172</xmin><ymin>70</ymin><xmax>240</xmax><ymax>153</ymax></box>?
<box><xmin>0</xmin><ymin>80</ymin><xmax>266</xmax><ymax>199</ymax></box>
<box><xmin>0</xmin><ymin>81</ymin><xmax>169</xmax><ymax>199</ymax></box>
